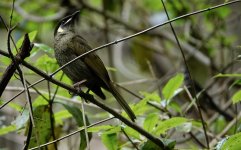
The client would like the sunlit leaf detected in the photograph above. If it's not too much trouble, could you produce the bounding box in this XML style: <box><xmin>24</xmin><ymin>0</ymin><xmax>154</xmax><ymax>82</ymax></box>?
<box><xmin>88</xmin><ymin>125</ymin><xmax>113</xmax><ymax>132</ymax></box>
<box><xmin>101</xmin><ymin>133</ymin><xmax>118</xmax><ymax>150</ymax></box>
<box><xmin>232</xmin><ymin>90</ymin><xmax>241</xmax><ymax>104</ymax></box>
<box><xmin>54</xmin><ymin>110</ymin><xmax>72</xmax><ymax>125</ymax></box>
<box><xmin>218</xmin><ymin>132</ymin><xmax>241</xmax><ymax>150</ymax></box>
<box><xmin>123</xmin><ymin>126</ymin><xmax>141</xmax><ymax>140</ymax></box>
<box><xmin>162</xmin><ymin>73</ymin><xmax>184</xmax><ymax>101</ymax></box>
<box><xmin>13</xmin><ymin>109</ymin><xmax>29</xmax><ymax>130</ymax></box>
<box><xmin>155</xmin><ymin>117</ymin><xmax>188</xmax><ymax>135</ymax></box>
<box><xmin>0</xmin><ymin>125</ymin><xmax>16</xmax><ymax>135</ymax></box>
<box><xmin>143</xmin><ymin>113</ymin><xmax>159</xmax><ymax>132</ymax></box>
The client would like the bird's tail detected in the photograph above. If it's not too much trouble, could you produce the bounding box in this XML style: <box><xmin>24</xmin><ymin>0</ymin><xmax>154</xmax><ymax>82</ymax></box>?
<box><xmin>108</xmin><ymin>82</ymin><xmax>136</xmax><ymax>122</ymax></box>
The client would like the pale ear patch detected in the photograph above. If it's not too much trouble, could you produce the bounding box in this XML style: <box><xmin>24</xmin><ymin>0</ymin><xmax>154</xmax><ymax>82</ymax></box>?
<box><xmin>57</xmin><ymin>26</ymin><xmax>64</xmax><ymax>33</ymax></box>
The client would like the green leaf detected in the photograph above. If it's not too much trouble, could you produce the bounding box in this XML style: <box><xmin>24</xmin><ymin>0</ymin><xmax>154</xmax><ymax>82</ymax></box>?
<box><xmin>54</xmin><ymin>110</ymin><xmax>72</xmax><ymax>125</ymax></box>
<box><xmin>123</xmin><ymin>126</ymin><xmax>141</xmax><ymax>140</ymax></box>
<box><xmin>101</xmin><ymin>126</ymin><xmax>121</xmax><ymax>135</ymax></box>
<box><xmin>34</xmin><ymin>43</ymin><xmax>54</xmax><ymax>53</ymax></box>
<box><xmin>0</xmin><ymin>100</ymin><xmax>22</xmax><ymax>112</ymax></box>
<box><xmin>34</xmin><ymin>54</ymin><xmax>58</xmax><ymax>73</ymax></box>
<box><xmin>32</xmin><ymin>96</ymin><xmax>48</xmax><ymax>107</ymax></box>
<box><xmin>141</xmin><ymin>140</ymin><xmax>162</xmax><ymax>150</ymax></box>
<box><xmin>29</xmin><ymin>105</ymin><xmax>51</xmax><ymax>148</ymax></box>
<box><xmin>162</xmin><ymin>73</ymin><xmax>184</xmax><ymax>101</ymax></box>
<box><xmin>219</xmin><ymin>132</ymin><xmax>241</xmax><ymax>150</ymax></box>
<box><xmin>175</xmin><ymin>122</ymin><xmax>192</xmax><ymax>133</ymax></box>
<box><xmin>232</xmin><ymin>90</ymin><xmax>241</xmax><ymax>104</ymax></box>
<box><xmin>88</xmin><ymin>125</ymin><xmax>113</xmax><ymax>132</ymax></box>
<box><xmin>62</xmin><ymin>104</ymin><xmax>92</xmax><ymax>150</ymax></box>
<box><xmin>101</xmin><ymin>133</ymin><xmax>118</xmax><ymax>150</ymax></box>
<box><xmin>16</xmin><ymin>31</ymin><xmax>37</xmax><ymax>50</ymax></box>
<box><xmin>141</xmin><ymin>139</ymin><xmax>176</xmax><ymax>150</ymax></box>
<box><xmin>155</xmin><ymin>117</ymin><xmax>188</xmax><ymax>135</ymax></box>
<box><xmin>143</xmin><ymin>113</ymin><xmax>159</xmax><ymax>132</ymax></box>
<box><xmin>133</xmin><ymin>92</ymin><xmax>160</xmax><ymax>115</ymax></box>
<box><xmin>13</xmin><ymin>109</ymin><xmax>29</xmax><ymax>130</ymax></box>
<box><xmin>0</xmin><ymin>125</ymin><xmax>16</xmax><ymax>135</ymax></box>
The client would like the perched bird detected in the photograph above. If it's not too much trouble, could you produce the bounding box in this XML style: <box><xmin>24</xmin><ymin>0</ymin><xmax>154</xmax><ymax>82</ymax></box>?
<box><xmin>54</xmin><ymin>11</ymin><xmax>136</xmax><ymax>121</ymax></box>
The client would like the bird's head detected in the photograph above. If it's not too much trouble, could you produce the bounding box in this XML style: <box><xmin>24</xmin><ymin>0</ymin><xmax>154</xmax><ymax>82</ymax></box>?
<box><xmin>54</xmin><ymin>11</ymin><xmax>80</xmax><ymax>36</ymax></box>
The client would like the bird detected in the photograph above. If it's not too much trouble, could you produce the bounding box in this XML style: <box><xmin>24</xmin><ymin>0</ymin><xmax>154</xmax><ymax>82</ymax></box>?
<box><xmin>54</xmin><ymin>11</ymin><xmax>136</xmax><ymax>122</ymax></box>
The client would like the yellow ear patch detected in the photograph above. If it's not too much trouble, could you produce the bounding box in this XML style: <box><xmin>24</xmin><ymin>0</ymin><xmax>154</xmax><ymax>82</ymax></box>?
<box><xmin>57</xmin><ymin>27</ymin><xmax>64</xmax><ymax>33</ymax></box>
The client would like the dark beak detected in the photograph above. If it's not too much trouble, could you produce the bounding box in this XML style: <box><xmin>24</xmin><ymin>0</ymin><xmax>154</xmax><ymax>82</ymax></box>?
<box><xmin>62</xmin><ymin>10</ymin><xmax>80</xmax><ymax>26</ymax></box>
<box><xmin>70</xmin><ymin>11</ymin><xmax>80</xmax><ymax>22</ymax></box>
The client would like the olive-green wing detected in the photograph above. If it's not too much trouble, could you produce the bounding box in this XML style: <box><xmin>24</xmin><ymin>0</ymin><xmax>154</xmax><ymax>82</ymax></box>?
<box><xmin>71</xmin><ymin>35</ymin><xmax>110</xmax><ymax>84</ymax></box>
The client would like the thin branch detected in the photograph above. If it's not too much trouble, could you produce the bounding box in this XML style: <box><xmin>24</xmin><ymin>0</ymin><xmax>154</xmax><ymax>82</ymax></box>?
<box><xmin>0</xmin><ymin>33</ymin><xmax>33</xmax><ymax>96</ymax></box>
<box><xmin>51</xmin><ymin>0</ymin><xmax>241</xmax><ymax>78</ymax></box>
<box><xmin>160</xmin><ymin>0</ymin><xmax>209</xmax><ymax>148</ymax></box>
<box><xmin>14</xmin><ymin>0</ymin><xmax>67</xmax><ymax>22</ymax></box>
<box><xmin>0</xmin><ymin>1</ymin><xmax>238</xmax><ymax>107</ymax></box>
<box><xmin>29</xmin><ymin>117</ymin><xmax>115</xmax><ymax>150</ymax></box>
<box><xmin>80</xmin><ymin>98</ymin><xmax>90</xmax><ymax>150</ymax></box>
<box><xmin>121</xmin><ymin>127</ymin><xmax>139</xmax><ymax>150</ymax></box>
<box><xmin>209</xmin><ymin>111</ymin><xmax>241</xmax><ymax>147</ymax></box>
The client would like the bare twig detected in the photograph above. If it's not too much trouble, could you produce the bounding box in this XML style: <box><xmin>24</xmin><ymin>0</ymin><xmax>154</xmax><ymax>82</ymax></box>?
<box><xmin>160</xmin><ymin>0</ymin><xmax>209</xmax><ymax>148</ymax></box>
<box><xmin>29</xmin><ymin>117</ymin><xmax>115</xmax><ymax>150</ymax></box>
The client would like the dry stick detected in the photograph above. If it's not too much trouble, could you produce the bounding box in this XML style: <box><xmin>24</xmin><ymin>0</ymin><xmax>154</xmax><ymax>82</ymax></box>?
<box><xmin>0</xmin><ymin>0</ymin><xmax>239</xmax><ymax>110</ymax></box>
<box><xmin>29</xmin><ymin>117</ymin><xmax>115</xmax><ymax>150</ymax></box>
<box><xmin>80</xmin><ymin>98</ymin><xmax>90</xmax><ymax>150</ymax></box>
<box><xmin>160</xmin><ymin>0</ymin><xmax>209</xmax><ymax>148</ymax></box>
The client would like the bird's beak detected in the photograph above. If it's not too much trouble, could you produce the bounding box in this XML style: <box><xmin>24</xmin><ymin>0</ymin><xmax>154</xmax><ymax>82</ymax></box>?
<box><xmin>70</xmin><ymin>11</ymin><xmax>80</xmax><ymax>24</ymax></box>
<box><xmin>63</xmin><ymin>11</ymin><xmax>80</xmax><ymax>26</ymax></box>
<box><xmin>71</xmin><ymin>11</ymin><xmax>79</xmax><ymax>22</ymax></box>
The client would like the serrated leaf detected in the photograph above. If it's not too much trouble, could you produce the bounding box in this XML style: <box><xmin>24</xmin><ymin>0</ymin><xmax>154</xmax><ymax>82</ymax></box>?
<box><xmin>155</xmin><ymin>117</ymin><xmax>188</xmax><ymax>135</ymax></box>
<box><xmin>29</xmin><ymin>105</ymin><xmax>51</xmax><ymax>148</ymax></box>
<box><xmin>143</xmin><ymin>113</ymin><xmax>159</xmax><ymax>132</ymax></box>
<box><xmin>219</xmin><ymin>132</ymin><xmax>241</xmax><ymax>150</ymax></box>
<box><xmin>162</xmin><ymin>73</ymin><xmax>184</xmax><ymax>101</ymax></box>
<box><xmin>232</xmin><ymin>90</ymin><xmax>241</xmax><ymax>104</ymax></box>
<box><xmin>101</xmin><ymin>133</ymin><xmax>118</xmax><ymax>150</ymax></box>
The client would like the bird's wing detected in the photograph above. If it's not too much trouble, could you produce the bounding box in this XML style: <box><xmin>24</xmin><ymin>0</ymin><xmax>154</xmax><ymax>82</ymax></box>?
<box><xmin>72</xmin><ymin>35</ymin><xmax>110</xmax><ymax>84</ymax></box>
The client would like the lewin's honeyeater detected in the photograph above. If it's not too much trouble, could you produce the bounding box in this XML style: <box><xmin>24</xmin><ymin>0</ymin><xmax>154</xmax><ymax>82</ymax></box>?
<box><xmin>54</xmin><ymin>11</ymin><xmax>136</xmax><ymax>121</ymax></box>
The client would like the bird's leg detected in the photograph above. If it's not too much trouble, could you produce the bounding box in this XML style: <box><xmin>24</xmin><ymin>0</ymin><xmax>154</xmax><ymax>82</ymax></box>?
<box><xmin>73</xmin><ymin>79</ymin><xmax>87</xmax><ymax>92</ymax></box>
<box><xmin>69</xmin><ymin>79</ymin><xmax>87</xmax><ymax>96</ymax></box>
